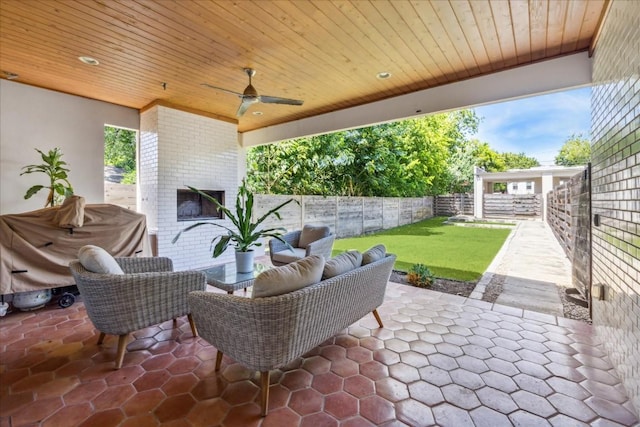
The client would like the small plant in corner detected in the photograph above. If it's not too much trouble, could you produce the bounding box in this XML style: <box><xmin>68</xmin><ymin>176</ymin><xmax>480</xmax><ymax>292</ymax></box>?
<box><xmin>21</xmin><ymin>147</ymin><xmax>74</xmax><ymax>207</ymax></box>
<box><xmin>407</xmin><ymin>264</ymin><xmax>435</xmax><ymax>288</ymax></box>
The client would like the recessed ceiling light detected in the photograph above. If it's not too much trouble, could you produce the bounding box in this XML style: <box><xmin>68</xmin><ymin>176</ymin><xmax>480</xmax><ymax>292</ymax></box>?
<box><xmin>376</xmin><ymin>71</ymin><xmax>391</xmax><ymax>79</ymax></box>
<box><xmin>252</xmin><ymin>111</ymin><xmax>263</xmax><ymax>116</ymax></box>
<box><xmin>78</xmin><ymin>56</ymin><xmax>99</xmax><ymax>66</ymax></box>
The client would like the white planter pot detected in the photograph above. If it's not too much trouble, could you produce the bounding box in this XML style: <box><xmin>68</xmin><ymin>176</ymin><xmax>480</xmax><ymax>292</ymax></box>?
<box><xmin>235</xmin><ymin>250</ymin><xmax>255</xmax><ymax>273</ymax></box>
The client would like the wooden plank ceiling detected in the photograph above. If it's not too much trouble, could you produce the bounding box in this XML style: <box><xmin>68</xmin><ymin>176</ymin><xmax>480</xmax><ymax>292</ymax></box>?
<box><xmin>0</xmin><ymin>0</ymin><xmax>606</xmax><ymax>133</ymax></box>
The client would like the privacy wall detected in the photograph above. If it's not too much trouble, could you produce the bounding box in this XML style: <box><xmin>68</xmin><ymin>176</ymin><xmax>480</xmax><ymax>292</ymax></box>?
<box><xmin>254</xmin><ymin>195</ymin><xmax>433</xmax><ymax>238</ymax></box>
<box><xmin>590</xmin><ymin>0</ymin><xmax>640</xmax><ymax>412</ymax></box>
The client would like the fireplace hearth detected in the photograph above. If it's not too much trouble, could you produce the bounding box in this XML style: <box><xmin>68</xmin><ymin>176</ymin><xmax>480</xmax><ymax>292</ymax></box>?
<box><xmin>177</xmin><ymin>189</ymin><xmax>224</xmax><ymax>221</ymax></box>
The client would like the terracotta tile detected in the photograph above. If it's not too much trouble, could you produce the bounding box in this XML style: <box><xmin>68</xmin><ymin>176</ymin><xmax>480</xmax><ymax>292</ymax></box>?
<box><xmin>331</xmin><ymin>358</ymin><xmax>359</xmax><ymax>378</ymax></box>
<box><xmin>321</xmin><ymin>345</ymin><xmax>347</xmax><ymax>361</ymax></box>
<box><xmin>54</xmin><ymin>359</ymin><xmax>93</xmax><ymax>378</ymax></box>
<box><xmin>222</xmin><ymin>402</ymin><xmax>262</xmax><ymax>427</ymax></box>
<box><xmin>375</xmin><ymin>377</ymin><xmax>410</xmax><ymax>402</ymax></box>
<box><xmin>191</xmin><ymin>375</ymin><xmax>225</xmax><ymax>400</ymax></box>
<box><xmin>548</xmin><ymin>393</ymin><xmax>597</xmax><ymax>422</ymax></box>
<box><xmin>359</xmin><ymin>395</ymin><xmax>395</xmax><ymax>424</ymax></box>
<box><xmin>40</xmin><ymin>403</ymin><xmax>93</xmax><ymax>427</ymax></box>
<box><xmin>335</xmin><ymin>335</ymin><xmax>359</xmax><ymax>349</ymax></box>
<box><xmin>33</xmin><ymin>375</ymin><xmax>80</xmax><ymax>399</ymax></box>
<box><xmin>395</xmin><ymin>398</ymin><xmax>436</xmax><ymax>426</ymax></box>
<box><xmin>30</xmin><ymin>357</ymin><xmax>70</xmax><ymax>374</ymax></box>
<box><xmin>469</xmin><ymin>406</ymin><xmax>512</xmax><ymax>426</ymax></box>
<box><xmin>388</xmin><ymin>363</ymin><xmax>419</xmax><ymax>383</ymax></box>
<box><xmin>9</xmin><ymin>396</ymin><xmax>63</xmax><ymax>425</ymax></box>
<box><xmin>281</xmin><ymin>369</ymin><xmax>313</xmax><ymax>391</ymax></box>
<box><xmin>450</xmin><ymin>369</ymin><xmax>485</xmax><ymax>391</ymax></box>
<box><xmin>511</xmin><ymin>390</ymin><xmax>556</xmax><ymax>417</ymax></box>
<box><xmin>418</xmin><ymin>365</ymin><xmax>452</xmax><ymax>387</ymax></box>
<box><xmin>141</xmin><ymin>353</ymin><xmax>176</xmax><ymax>371</ymax></box>
<box><xmin>339</xmin><ymin>416</ymin><xmax>376</xmax><ymax>427</ymax></box>
<box><xmin>300</xmin><ymin>412</ymin><xmax>339</xmax><ymax>427</ymax></box>
<box><xmin>0</xmin><ymin>390</ymin><xmax>34</xmax><ymax>415</ymax></box>
<box><xmin>92</xmin><ymin>384</ymin><xmax>136</xmax><ymax>411</ymax></box>
<box><xmin>346</xmin><ymin>346</ymin><xmax>372</xmax><ymax>364</ymax></box>
<box><xmin>0</xmin><ymin>368</ymin><xmax>30</xmax><ymax>389</ymax></box>
<box><xmin>373</xmin><ymin>348</ymin><xmax>400</xmax><ymax>365</ymax></box>
<box><xmin>266</xmin><ymin>384</ymin><xmax>292</xmax><ymax>410</ymax></box>
<box><xmin>133</xmin><ymin>370</ymin><xmax>171</xmax><ymax>392</ymax></box>
<box><xmin>302</xmin><ymin>355</ymin><xmax>332</xmax><ymax>375</ymax></box>
<box><xmin>325</xmin><ymin>391</ymin><xmax>358</xmax><ymax>419</ymax></box>
<box><xmin>508</xmin><ymin>410</ymin><xmax>550</xmax><ymax>426</ymax></box>
<box><xmin>221</xmin><ymin>380</ymin><xmax>260</xmax><ymax>406</ymax></box>
<box><xmin>120</xmin><ymin>414</ymin><xmax>160</xmax><ymax>427</ymax></box>
<box><xmin>475</xmin><ymin>387</ymin><xmax>518</xmax><ymax>414</ymax></box>
<box><xmin>11</xmin><ymin>372</ymin><xmax>54</xmax><ymax>393</ymax></box>
<box><xmin>585</xmin><ymin>396</ymin><xmax>639</xmax><ymax>425</ymax></box>
<box><xmin>154</xmin><ymin>393</ymin><xmax>196</xmax><ymax>422</ymax></box>
<box><xmin>359</xmin><ymin>337</ymin><xmax>384</xmax><ymax>351</ymax></box>
<box><xmin>161</xmin><ymin>373</ymin><xmax>198</xmax><ymax>396</ymax></box>
<box><xmin>289</xmin><ymin>388</ymin><xmax>324</xmax><ymax>415</ymax></box>
<box><xmin>512</xmin><ymin>373</ymin><xmax>554</xmax><ymax>397</ymax></box>
<box><xmin>105</xmin><ymin>365</ymin><xmax>145</xmax><ymax>386</ymax></box>
<box><xmin>77</xmin><ymin>409</ymin><xmax>125</xmax><ymax>427</ymax></box>
<box><xmin>123</xmin><ymin>388</ymin><xmax>165</xmax><ymax>416</ymax></box>
<box><xmin>408</xmin><ymin>381</ymin><xmax>445</xmax><ymax>406</ymax></box>
<box><xmin>343</xmin><ymin>375</ymin><xmax>374</xmax><ymax>398</ymax></box>
<box><xmin>359</xmin><ymin>360</ymin><xmax>388</xmax><ymax>381</ymax></box>
<box><xmin>399</xmin><ymin>351</ymin><xmax>429</xmax><ymax>368</ymax></box>
<box><xmin>187</xmin><ymin>399</ymin><xmax>230</xmax><ymax>426</ymax></box>
<box><xmin>311</xmin><ymin>372</ymin><xmax>343</xmax><ymax>394</ymax></box>
<box><xmin>167</xmin><ymin>356</ymin><xmax>201</xmax><ymax>375</ymax></box>
<box><xmin>262</xmin><ymin>407</ymin><xmax>301</xmax><ymax>427</ymax></box>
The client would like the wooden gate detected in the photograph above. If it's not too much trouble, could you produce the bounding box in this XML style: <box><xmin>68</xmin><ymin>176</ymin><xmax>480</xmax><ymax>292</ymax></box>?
<box><xmin>483</xmin><ymin>194</ymin><xmax>542</xmax><ymax>218</ymax></box>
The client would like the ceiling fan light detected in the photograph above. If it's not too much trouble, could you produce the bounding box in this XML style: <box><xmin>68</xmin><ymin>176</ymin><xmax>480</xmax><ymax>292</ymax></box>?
<box><xmin>377</xmin><ymin>71</ymin><xmax>391</xmax><ymax>79</ymax></box>
<box><xmin>78</xmin><ymin>56</ymin><xmax>99</xmax><ymax>66</ymax></box>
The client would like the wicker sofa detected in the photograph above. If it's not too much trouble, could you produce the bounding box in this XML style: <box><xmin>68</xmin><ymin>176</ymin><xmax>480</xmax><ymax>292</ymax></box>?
<box><xmin>188</xmin><ymin>252</ymin><xmax>396</xmax><ymax>416</ymax></box>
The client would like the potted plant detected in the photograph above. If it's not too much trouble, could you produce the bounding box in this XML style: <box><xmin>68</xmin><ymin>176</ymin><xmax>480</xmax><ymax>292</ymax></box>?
<box><xmin>172</xmin><ymin>179</ymin><xmax>297</xmax><ymax>272</ymax></box>
<box><xmin>21</xmin><ymin>147</ymin><xmax>74</xmax><ymax>207</ymax></box>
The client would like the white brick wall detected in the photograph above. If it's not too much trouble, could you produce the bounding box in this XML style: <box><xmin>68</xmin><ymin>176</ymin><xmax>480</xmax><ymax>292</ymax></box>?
<box><xmin>591</xmin><ymin>0</ymin><xmax>640</xmax><ymax>414</ymax></box>
<box><xmin>140</xmin><ymin>106</ymin><xmax>240</xmax><ymax>270</ymax></box>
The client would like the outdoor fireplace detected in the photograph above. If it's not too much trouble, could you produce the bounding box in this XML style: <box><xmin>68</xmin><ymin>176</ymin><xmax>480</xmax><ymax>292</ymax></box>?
<box><xmin>177</xmin><ymin>189</ymin><xmax>224</xmax><ymax>221</ymax></box>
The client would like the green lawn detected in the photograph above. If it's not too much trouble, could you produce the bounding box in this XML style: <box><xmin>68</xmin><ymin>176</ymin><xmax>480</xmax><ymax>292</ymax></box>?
<box><xmin>332</xmin><ymin>216</ymin><xmax>511</xmax><ymax>281</ymax></box>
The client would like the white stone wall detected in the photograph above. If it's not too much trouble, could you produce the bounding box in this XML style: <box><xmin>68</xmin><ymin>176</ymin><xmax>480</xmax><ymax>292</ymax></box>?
<box><xmin>591</xmin><ymin>0</ymin><xmax>640</xmax><ymax>414</ymax></box>
<box><xmin>140</xmin><ymin>106</ymin><xmax>240</xmax><ymax>270</ymax></box>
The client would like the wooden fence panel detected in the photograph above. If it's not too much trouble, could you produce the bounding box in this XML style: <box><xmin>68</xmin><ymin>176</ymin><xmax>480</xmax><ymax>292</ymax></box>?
<box><xmin>483</xmin><ymin>194</ymin><xmax>541</xmax><ymax>218</ymax></box>
<box><xmin>434</xmin><ymin>194</ymin><xmax>473</xmax><ymax>216</ymax></box>
<box><xmin>104</xmin><ymin>183</ymin><xmax>136</xmax><ymax>210</ymax></box>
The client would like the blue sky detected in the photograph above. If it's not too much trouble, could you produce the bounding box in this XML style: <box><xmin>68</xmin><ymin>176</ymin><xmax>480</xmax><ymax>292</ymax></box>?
<box><xmin>472</xmin><ymin>87</ymin><xmax>591</xmax><ymax>166</ymax></box>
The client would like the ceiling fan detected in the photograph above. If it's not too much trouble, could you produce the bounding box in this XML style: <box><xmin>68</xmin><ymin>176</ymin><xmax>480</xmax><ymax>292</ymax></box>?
<box><xmin>202</xmin><ymin>68</ymin><xmax>304</xmax><ymax>117</ymax></box>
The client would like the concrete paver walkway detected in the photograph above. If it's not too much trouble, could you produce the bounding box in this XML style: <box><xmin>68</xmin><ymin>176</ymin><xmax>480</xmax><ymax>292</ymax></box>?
<box><xmin>472</xmin><ymin>221</ymin><xmax>571</xmax><ymax>316</ymax></box>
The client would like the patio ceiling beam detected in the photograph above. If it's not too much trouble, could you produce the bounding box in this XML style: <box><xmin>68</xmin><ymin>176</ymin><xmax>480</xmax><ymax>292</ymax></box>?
<box><xmin>239</xmin><ymin>52</ymin><xmax>591</xmax><ymax>147</ymax></box>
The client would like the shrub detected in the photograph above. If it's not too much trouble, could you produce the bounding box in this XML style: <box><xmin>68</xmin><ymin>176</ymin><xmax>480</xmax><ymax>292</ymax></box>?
<box><xmin>407</xmin><ymin>264</ymin><xmax>435</xmax><ymax>288</ymax></box>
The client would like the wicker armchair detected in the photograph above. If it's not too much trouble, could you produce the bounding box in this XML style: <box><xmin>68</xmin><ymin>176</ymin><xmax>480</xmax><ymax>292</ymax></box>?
<box><xmin>69</xmin><ymin>257</ymin><xmax>206</xmax><ymax>369</ymax></box>
<box><xmin>269</xmin><ymin>225</ymin><xmax>335</xmax><ymax>266</ymax></box>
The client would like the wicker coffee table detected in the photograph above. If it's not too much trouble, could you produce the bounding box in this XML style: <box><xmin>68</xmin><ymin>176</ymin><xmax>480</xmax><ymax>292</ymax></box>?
<box><xmin>201</xmin><ymin>262</ymin><xmax>270</xmax><ymax>294</ymax></box>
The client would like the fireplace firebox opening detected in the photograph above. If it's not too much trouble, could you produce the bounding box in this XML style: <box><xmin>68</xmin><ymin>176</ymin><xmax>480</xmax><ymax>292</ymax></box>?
<box><xmin>177</xmin><ymin>189</ymin><xmax>224</xmax><ymax>221</ymax></box>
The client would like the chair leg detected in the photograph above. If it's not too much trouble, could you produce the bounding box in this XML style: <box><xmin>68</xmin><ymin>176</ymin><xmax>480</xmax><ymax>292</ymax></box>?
<box><xmin>372</xmin><ymin>309</ymin><xmax>384</xmax><ymax>328</ymax></box>
<box><xmin>215</xmin><ymin>350</ymin><xmax>224</xmax><ymax>372</ymax></box>
<box><xmin>115</xmin><ymin>334</ymin><xmax>129</xmax><ymax>369</ymax></box>
<box><xmin>260</xmin><ymin>371</ymin><xmax>270</xmax><ymax>417</ymax></box>
<box><xmin>172</xmin><ymin>318</ymin><xmax>178</xmax><ymax>327</ymax></box>
<box><xmin>97</xmin><ymin>332</ymin><xmax>106</xmax><ymax>345</ymax></box>
<box><xmin>187</xmin><ymin>313</ymin><xmax>198</xmax><ymax>337</ymax></box>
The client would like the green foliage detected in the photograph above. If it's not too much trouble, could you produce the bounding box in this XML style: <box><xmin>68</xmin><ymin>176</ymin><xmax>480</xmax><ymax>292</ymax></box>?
<box><xmin>332</xmin><ymin>217</ymin><xmax>511</xmax><ymax>281</ymax></box>
<box><xmin>20</xmin><ymin>147</ymin><xmax>74</xmax><ymax>207</ymax></box>
<box><xmin>172</xmin><ymin>179</ymin><xmax>298</xmax><ymax>256</ymax></box>
<box><xmin>446</xmin><ymin>140</ymin><xmax>505</xmax><ymax>193</ymax></box>
<box><xmin>247</xmin><ymin>111</ymin><xmax>481</xmax><ymax>197</ymax></box>
<box><xmin>500</xmin><ymin>152</ymin><xmax>540</xmax><ymax>169</ymax></box>
<box><xmin>104</xmin><ymin>126</ymin><xmax>137</xmax><ymax>182</ymax></box>
<box><xmin>407</xmin><ymin>264</ymin><xmax>435</xmax><ymax>288</ymax></box>
<box><xmin>555</xmin><ymin>134</ymin><xmax>591</xmax><ymax>166</ymax></box>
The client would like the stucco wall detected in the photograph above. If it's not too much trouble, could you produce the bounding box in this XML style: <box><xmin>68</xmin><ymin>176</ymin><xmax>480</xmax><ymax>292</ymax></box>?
<box><xmin>0</xmin><ymin>80</ymin><xmax>139</xmax><ymax>214</ymax></box>
<box><xmin>590</xmin><ymin>0</ymin><xmax>640</xmax><ymax>413</ymax></box>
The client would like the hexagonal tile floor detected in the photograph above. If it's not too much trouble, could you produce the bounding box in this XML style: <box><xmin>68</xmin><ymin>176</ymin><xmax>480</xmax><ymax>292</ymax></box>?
<box><xmin>1</xmin><ymin>282</ymin><xmax>638</xmax><ymax>426</ymax></box>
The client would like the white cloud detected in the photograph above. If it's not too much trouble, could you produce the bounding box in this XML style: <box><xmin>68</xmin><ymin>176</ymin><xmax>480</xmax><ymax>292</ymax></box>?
<box><xmin>473</xmin><ymin>87</ymin><xmax>591</xmax><ymax>165</ymax></box>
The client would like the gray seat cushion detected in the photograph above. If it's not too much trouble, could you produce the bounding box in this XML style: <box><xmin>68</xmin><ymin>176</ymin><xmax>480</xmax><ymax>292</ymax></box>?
<box><xmin>271</xmin><ymin>248</ymin><xmax>307</xmax><ymax>265</ymax></box>
<box><xmin>298</xmin><ymin>224</ymin><xmax>331</xmax><ymax>249</ymax></box>
<box><xmin>252</xmin><ymin>255</ymin><xmax>325</xmax><ymax>298</ymax></box>
<box><xmin>323</xmin><ymin>251</ymin><xmax>362</xmax><ymax>279</ymax></box>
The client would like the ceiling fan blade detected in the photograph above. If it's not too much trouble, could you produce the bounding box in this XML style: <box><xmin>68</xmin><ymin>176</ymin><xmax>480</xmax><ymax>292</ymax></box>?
<box><xmin>236</xmin><ymin>99</ymin><xmax>253</xmax><ymax>117</ymax></box>
<box><xmin>259</xmin><ymin>95</ymin><xmax>304</xmax><ymax>106</ymax></box>
<box><xmin>201</xmin><ymin>83</ymin><xmax>243</xmax><ymax>97</ymax></box>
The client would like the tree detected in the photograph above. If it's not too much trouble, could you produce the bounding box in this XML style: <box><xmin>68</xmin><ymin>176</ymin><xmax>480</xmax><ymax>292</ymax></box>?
<box><xmin>446</xmin><ymin>140</ymin><xmax>505</xmax><ymax>193</ymax></box>
<box><xmin>104</xmin><ymin>126</ymin><xmax>137</xmax><ymax>183</ymax></box>
<box><xmin>246</xmin><ymin>111</ymin><xmax>477</xmax><ymax>197</ymax></box>
<box><xmin>501</xmin><ymin>152</ymin><xmax>540</xmax><ymax>169</ymax></box>
<box><xmin>555</xmin><ymin>134</ymin><xmax>591</xmax><ymax>166</ymax></box>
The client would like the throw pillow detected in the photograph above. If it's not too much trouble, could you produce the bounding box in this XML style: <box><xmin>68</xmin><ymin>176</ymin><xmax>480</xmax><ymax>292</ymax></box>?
<box><xmin>78</xmin><ymin>245</ymin><xmax>124</xmax><ymax>274</ymax></box>
<box><xmin>252</xmin><ymin>255</ymin><xmax>325</xmax><ymax>298</ymax></box>
<box><xmin>362</xmin><ymin>244</ymin><xmax>386</xmax><ymax>265</ymax></box>
<box><xmin>322</xmin><ymin>250</ymin><xmax>362</xmax><ymax>279</ymax></box>
<box><xmin>298</xmin><ymin>224</ymin><xmax>331</xmax><ymax>249</ymax></box>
